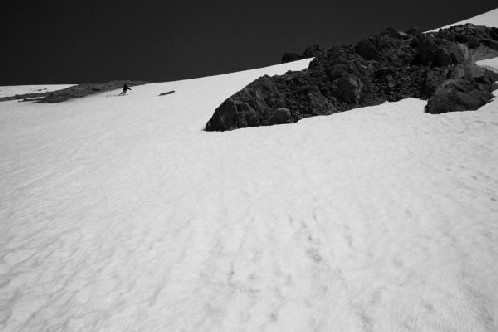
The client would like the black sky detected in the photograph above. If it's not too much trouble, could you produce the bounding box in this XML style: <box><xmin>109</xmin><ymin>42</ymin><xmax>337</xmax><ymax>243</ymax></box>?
<box><xmin>1</xmin><ymin>0</ymin><xmax>496</xmax><ymax>85</ymax></box>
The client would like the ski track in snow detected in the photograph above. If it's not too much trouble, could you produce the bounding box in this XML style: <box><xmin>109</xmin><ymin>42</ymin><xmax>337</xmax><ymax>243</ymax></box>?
<box><xmin>1</xmin><ymin>56</ymin><xmax>498</xmax><ymax>332</ymax></box>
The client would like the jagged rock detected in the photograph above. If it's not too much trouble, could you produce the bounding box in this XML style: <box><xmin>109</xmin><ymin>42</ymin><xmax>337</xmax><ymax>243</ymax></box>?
<box><xmin>205</xmin><ymin>99</ymin><xmax>238</xmax><ymax>131</ymax></box>
<box><xmin>206</xmin><ymin>24</ymin><xmax>498</xmax><ymax>131</ymax></box>
<box><xmin>281</xmin><ymin>45</ymin><xmax>326</xmax><ymax>63</ymax></box>
<box><xmin>425</xmin><ymin>77</ymin><xmax>495</xmax><ymax>113</ymax></box>
<box><xmin>420</xmin><ymin>67</ymin><xmax>452</xmax><ymax>97</ymax></box>
<box><xmin>302</xmin><ymin>45</ymin><xmax>326</xmax><ymax>59</ymax></box>
<box><xmin>435</xmin><ymin>24</ymin><xmax>498</xmax><ymax>50</ymax></box>
<box><xmin>414</xmin><ymin>35</ymin><xmax>464</xmax><ymax>67</ymax></box>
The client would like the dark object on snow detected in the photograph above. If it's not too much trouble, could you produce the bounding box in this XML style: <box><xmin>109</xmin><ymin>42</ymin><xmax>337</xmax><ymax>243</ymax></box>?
<box><xmin>159</xmin><ymin>90</ymin><xmax>176</xmax><ymax>96</ymax></box>
<box><xmin>38</xmin><ymin>81</ymin><xmax>146</xmax><ymax>103</ymax></box>
<box><xmin>0</xmin><ymin>92</ymin><xmax>47</xmax><ymax>103</ymax></box>
<box><xmin>122</xmin><ymin>83</ymin><xmax>132</xmax><ymax>94</ymax></box>
<box><xmin>0</xmin><ymin>81</ymin><xmax>147</xmax><ymax>103</ymax></box>
<box><xmin>425</xmin><ymin>75</ymin><xmax>497</xmax><ymax>114</ymax></box>
<box><xmin>205</xmin><ymin>24</ymin><xmax>498</xmax><ymax>131</ymax></box>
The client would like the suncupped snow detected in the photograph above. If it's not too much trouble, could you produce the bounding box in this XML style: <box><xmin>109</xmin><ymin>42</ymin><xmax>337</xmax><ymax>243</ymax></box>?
<box><xmin>1</xmin><ymin>9</ymin><xmax>498</xmax><ymax>332</ymax></box>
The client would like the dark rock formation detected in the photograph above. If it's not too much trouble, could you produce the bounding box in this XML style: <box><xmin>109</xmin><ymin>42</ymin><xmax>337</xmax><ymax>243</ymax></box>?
<box><xmin>426</xmin><ymin>74</ymin><xmax>497</xmax><ymax>114</ymax></box>
<box><xmin>39</xmin><ymin>80</ymin><xmax>146</xmax><ymax>103</ymax></box>
<box><xmin>0</xmin><ymin>81</ymin><xmax>147</xmax><ymax>104</ymax></box>
<box><xmin>281</xmin><ymin>45</ymin><xmax>326</xmax><ymax>63</ymax></box>
<box><xmin>0</xmin><ymin>92</ymin><xmax>47</xmax><ymax>103</ymax></box>
<box><xmin>206</xmin><ymin>24</ymin><xmax>498</xmax><ymax>132</ymax></box>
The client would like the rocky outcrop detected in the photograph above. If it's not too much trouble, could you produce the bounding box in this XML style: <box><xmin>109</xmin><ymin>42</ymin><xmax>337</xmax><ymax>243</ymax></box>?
<box><xmin>206</xmin><ymin>24</ymin><xmax>498</xmax><ymax>132</ymax></box>
<box><xmin>39</xmin><ymin>80</ymin><xmax>146</xmax><ymax>103</ymax></box>
<box><xmin>281</xmin><ymin>45</ymin><xmax>326</xmax><ymax>63</ymax></box>
<box><xmin>426</xmin><ymin>73</ymin><xmax>497</xmax><ymax>114</ymax></box>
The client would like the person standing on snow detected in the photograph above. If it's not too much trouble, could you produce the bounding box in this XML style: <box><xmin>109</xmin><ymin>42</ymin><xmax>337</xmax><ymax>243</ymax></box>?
<box><xmin>122</xmin><ymin>83</ymin><xmax>132</xmax><ymax>94</ymax></box>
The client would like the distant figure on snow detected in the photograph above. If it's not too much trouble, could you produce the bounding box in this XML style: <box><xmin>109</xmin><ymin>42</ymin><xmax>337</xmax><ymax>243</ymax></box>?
<box><xmin>122</xmin><ymin>83</ymin><xmax>132</xmax><ymax>95</ymax></box>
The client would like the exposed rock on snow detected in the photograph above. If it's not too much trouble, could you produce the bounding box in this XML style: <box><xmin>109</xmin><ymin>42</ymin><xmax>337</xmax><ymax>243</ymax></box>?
<box><xmin>426</xmin><ymin>76</ymin><xmax>496</xmax><ymax>113</ymax></box>
<box><xmin>0</xmin><ymin>81</ymin><xmax>148</xmax><ymax>103</ymax></box>
<box><xmin>205</xmin><ymin>24</ymin><xmax>498</xmax><ymax>131</ymax></box>
<box><xmin>39</xmin><ymin>80</ymin><xmax>146</xmax><ymax>103</ymax></box>
<box><xmin>0</xmin><ymin>92</ymin><xmax>50</xmax><ymax>103</ymax></box>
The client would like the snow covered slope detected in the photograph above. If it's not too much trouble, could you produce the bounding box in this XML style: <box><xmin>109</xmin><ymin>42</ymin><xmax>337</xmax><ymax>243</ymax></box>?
<box><xmin>430</xmin><ymin>8</ymin><xmax>498</xmax><ymax>30</ymax></box>
<box><xmin>1</xmin><ymin>12</ymin><xmax>498</xmax><ymax>332</ymax></box>
<box><xmin>477</xmin><ymin>57</ymin><xmax>498</xmax><ymax>73</ymax></box>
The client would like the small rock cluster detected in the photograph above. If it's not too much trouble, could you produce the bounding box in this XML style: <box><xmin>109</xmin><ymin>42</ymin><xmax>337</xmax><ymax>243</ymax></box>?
<box><xmin>205</xmin><ymin>24</ymin><xmax>498</xmax><ymax>131</ymax></box>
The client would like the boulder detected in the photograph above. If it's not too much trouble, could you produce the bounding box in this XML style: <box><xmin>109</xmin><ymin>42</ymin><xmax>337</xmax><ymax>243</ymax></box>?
<box><xmin>425</xmin><ymin>78</ymin><xmax>494</xmax><ymax>114</ymax></box>
<box><xmin>205</xmin><ymin>99</ymin><xmax>238</xmax><ymax>131</ymax></box>
<box><xmin>414</xmin><ymin>35</ymin><xmax>464</xmax><ymax>67</ymax></box>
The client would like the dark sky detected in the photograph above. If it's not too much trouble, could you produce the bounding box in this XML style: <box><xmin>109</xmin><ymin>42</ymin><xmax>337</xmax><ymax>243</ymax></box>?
<box><xmin>1</xmin><ymin>0</ymin><xmax>496</xmax><ymax>85</ymax></box>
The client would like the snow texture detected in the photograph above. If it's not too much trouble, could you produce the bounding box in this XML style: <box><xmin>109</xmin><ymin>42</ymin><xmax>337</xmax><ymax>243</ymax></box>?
<box><xmin>1</xmin><ymin>11</ymin><xmax>498</xmax><ymax>332</ymax></box>
<box><xmin>0</xmin><ymin>85</ymin><xmax>75</xmax><ymax>99</ymax></box>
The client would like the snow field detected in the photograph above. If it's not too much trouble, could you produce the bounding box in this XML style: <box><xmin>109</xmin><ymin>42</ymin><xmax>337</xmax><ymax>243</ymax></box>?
<box><xmin>1</xmin><ymin>9</ymin><xmax>498</xmax><ymax>330</ymax></box>
<box><xmin>1</xmin><ymin>58</ymin><xmax>498</xmax><ymax>331</ymax></box>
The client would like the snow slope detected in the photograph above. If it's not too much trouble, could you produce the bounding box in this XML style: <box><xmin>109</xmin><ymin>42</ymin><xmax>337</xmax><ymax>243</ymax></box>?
<box><xmin>1</xmin><ymin>13</ymin><xmax>498</xmax><ymax>332</ymax></box>
<box><xmin>476</xmin><ymin>57</ymin><xmax>498</xmax><ymax>73</ymax></box>
<box><xmin>429</xmin><ymin>8</ymin><xmax>498</xmax><ymax>30</ymax></box>
<box><xmin>0</xmin><ymin>85</ymin><xmax>75</xmax><ymax>99</ymax></box>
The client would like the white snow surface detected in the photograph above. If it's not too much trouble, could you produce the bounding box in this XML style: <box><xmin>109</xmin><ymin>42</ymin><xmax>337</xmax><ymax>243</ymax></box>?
<box><xmin>476</xmin><ymin>57</ymin><xmax>498</xmax><ymax>73</ymax></box>
<box><xmin>429</xmin><ymin>8</ymin><xmax>498</xmax><ymax>31</ymax></box>
<box><xmin>0</xmin><ymin>85</ymin><xmax>75</xmax><ymax>99</ymax></box>
<box><xmin>2</xmin><ymin>13</ymin><xmax>498</xmax><ymax>331</ymax></box>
